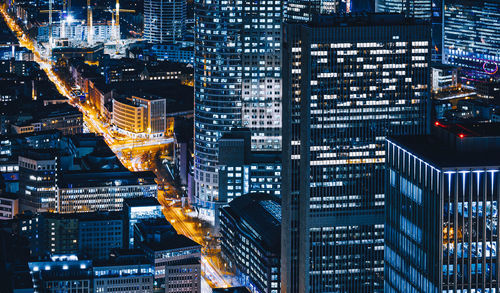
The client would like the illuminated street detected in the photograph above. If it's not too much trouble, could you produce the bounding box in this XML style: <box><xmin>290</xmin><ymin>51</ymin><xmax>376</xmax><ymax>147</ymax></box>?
<box><xmin>0</xmin><ymin>4</ymin><xmax>234</xmax><ymax>290</ymax></box>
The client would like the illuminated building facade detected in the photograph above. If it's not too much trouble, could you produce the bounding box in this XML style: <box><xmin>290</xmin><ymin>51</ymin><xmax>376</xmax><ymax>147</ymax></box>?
<box><xmin>376</xmin><ymin>0</ymin><xmax>432</xmax><ymax>18</ymax></box>
<box><xmin>93</xmin><ymin>254</ymin><xmax>154</xmax><ymax>293</ymax></box>
<box><xmin>123</xmin><ymin>197</ymin><xmax>163</xmax><ymax>249</ymax></box>
<box><xmin>282</xmin><ymin>14</ymin><xmax>431</xmax><ymax>292</ymax></box>
<box><xmin>443</xmin><ymin>0</ymin><xmax>500</xmax><ymax>80</ymax></box>
<box><xmin>29</xmin><ymin>256</ymin><xmax>93</xmax><ymax>293</ymax></box>
<box><xmin>194</xmin><ymin>0</ymin><xmax>282</xmax><ymax>223</ymax></box>
<box><xmin>112</xmin><ymin>98</ymin><xmax>147</xmax><ymax>133</ymax></box>
<box><xmin>37</xmin><ymin>22</ymin><xmax>115</xmax><ymax>44</ymax></box>
<box><xmin>112</xmin><ymin>96</ymin><xmax>166</xmax><ymax>138</ymax></box>
<box><xmin>56</xmin><ymin>171</ymin><xmax>157</xmax><ymax>213</ymax></box>
<box><xmin>0</xmin><ymin>192</ymin><xmax>19</xmax><ymax>219</ymax></box>
<box><xmin>220</xmin><ymin>193</ymin><xmax>281</xmax><ymax>293</ymax></box>
<box><xmin>144</xmin><ymin>0</ymin><xmax>187</xmax><ymax>43</ymax></box>
<box><xmin>284</xmin><ymin>0</ymin><xmax>340</xmax><ymax>22</ymax></box>
<box><xmin>18</xmin><ymin>211</ymin><xmax>124</xmax><ymax>258</ymax></box>
<box><xmin>134</xmin><ymin>221</ymin><xmax>201</xmax><ymax>293</ymax></box>
<box><xmin>217</xmin><ymin>128</ymin><xmax>281</xmax><ymax>226</ymax></box>
<box><xmin>18</xmin><ymin>150</ymin><xmax>72</xmax><ymax>212</ymax></box>
<box><xmin>385</xmin><ymin>123</ymin><xmax>500</xmax><ymax>292</ymax></box>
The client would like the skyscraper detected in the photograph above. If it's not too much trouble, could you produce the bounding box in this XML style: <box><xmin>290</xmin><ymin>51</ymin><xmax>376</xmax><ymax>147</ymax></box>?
<box><xmin>144</xmin><ymin>0</ymin><xmax>187</xmax><ymax>43</ymax></box>
<box><xmin>376</xmin><ymin>0</ymin><xmax>432</xmax><ymax>18</ymax></box>
<box><xmin>385</xmin><ymin>123</ymin><xmax>500</xmax><ymax>292</ymax></box>
<box><xmin>443</xmin><ymin>0</ymin><xmax>500</xmax><ymax>80</ymax></box>
<box><xmin>282</xmin><ymin>14</ymin><xmax>431</xmax><ymax>292</ymax></box>
<box><xmin>193</xmin><ymin>0</ymin><xmax>282</xmax><ymax>222</ymax></box>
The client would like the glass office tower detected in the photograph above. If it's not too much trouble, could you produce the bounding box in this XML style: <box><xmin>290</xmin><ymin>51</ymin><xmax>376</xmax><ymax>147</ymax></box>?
<box><xmin>144</xmin><ymin>0</ymin><xmax>187</xmax><ymax>43</ymax></box>
<box><xmin>443</xmin><ymin>0</ymin><xmax>500</xmax><ymax>80</ymax></box>
<box><xmin>282</xmin><ymin>14</ymin><xmax>431</xmax><ymax>293</ymax></box>
<box><xmin>376</xmin><ymin>0</ymin><xmax>432</xmax><ymax>18</ymax></box>
<box><xmin>194</xmin><ymin>0</ymin><xmax>282</xmax><ymax>223</ymax></box>
<box><xmin>385</xmin><ymin>123</ymin><xmax>500</xmax><ymax>292</ymax></box>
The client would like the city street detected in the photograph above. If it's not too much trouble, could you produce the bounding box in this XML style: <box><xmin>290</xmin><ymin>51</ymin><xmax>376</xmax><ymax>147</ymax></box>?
<box><xmin>0</xmin><ymin>5</ymin><xmax>234</xmax><ymax>290</ymax></box>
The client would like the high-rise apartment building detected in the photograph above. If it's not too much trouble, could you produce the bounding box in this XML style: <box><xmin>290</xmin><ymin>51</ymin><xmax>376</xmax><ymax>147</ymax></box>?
<box><xmin>193</xmin><ymin>0</ymin><xmax>282</xmax><ymax>222</ymax></box>
<box><xmin>385</xmin><ymin>123</ymin><xmax>500</xmax><ymax>292</ymax></box>
<box><xmin>282</xmin><ymin>14</ymin><xmax>431</xmax><ymax>292</ymax></box>
<box><xmin>443</xmin><ymin>0</ymin><xmax>500</xmax><ymax>80</ymax></box>
<box><xmin>144</xmin><ymin>0</ymin><xmax>187</xmax><ymax>43</ymax></box>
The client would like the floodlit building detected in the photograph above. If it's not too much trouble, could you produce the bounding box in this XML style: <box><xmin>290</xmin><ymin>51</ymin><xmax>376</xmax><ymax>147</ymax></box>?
<box><xmin>281</xmin><ymin>14</ymin><xmax>431</xmax><ymax>292</ymax></box>
<box><xmin>112</xmin><ymin>95</ymin><xmax>166</xmax><ymax>138</ymax></box>
<box><xmin>385</xmin><ymin>123</ymin><xmax>500</xmax><ymax>292</ymax></box>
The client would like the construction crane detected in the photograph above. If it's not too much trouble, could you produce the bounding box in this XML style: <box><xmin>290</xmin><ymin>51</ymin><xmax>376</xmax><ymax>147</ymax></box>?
<box><xmin>87</xmin><ymin>0</ymin><xmax>93</xmax><ymax>45</ymax></box>
<box><xmin>48</xmin><ymin>0</ymin><xmax>52</xmax><ymax>50</ymax></box>
<box><xmin>115</xmin><ymin>0</ymin><xmax>119</xmax><ymax>42</ymax></box>
<box><xmin>107</xmin><ymin>4</ymin><xmax>135</xmax><ymax>44</ymax></box>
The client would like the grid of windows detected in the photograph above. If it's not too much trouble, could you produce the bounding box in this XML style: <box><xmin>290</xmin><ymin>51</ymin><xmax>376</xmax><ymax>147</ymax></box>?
<box><xmin>57</xmin><ymin>185</ymin><xmax>157</xmax><ymax>213</ymax></box>
<box><xmin>194</xmin><ymin>0</ymin><xmax>283</xmax><ymax>222</ymax></box>
<box><xmin>282</xmin><ymin>16</ymin><xmax>431</xmax><ymax>293</ymax></box>
<box><xmin>385</xmin><ymin>139</ymin><xmax>500</xmax><ymax>292</ymax></box>
<box><xmin>443</xmin><ymin>0</ymin><xmax>500</xmax><ymax>80</ymax></box>
<box><xmin>144</xmin><ymin>0</ymin><xmax>186</xmax><ymax>43</ymax></box>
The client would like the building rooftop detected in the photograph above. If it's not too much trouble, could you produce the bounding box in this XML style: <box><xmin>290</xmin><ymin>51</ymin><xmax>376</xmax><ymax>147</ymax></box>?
<box><xmin>142</xmin><ymin>234</ymin><xmax>200</xmax><ymax>252</ymax></box>
<box><xmin>212</xmin><ymin>287</ymin><xmax>251</xmax><ymax>293</ymax></box>
<box><xmin>35</xmin><ymin>103</ymin><xmax>81</xmax><ymax>120</ymax></box>
<box><xmin>250</xmin><ymin>151</ymin><xmax>282</xmax><ymax>164</ymax></box>
<box><xmin>221</xmin><ymin>193</ymin><xmax>281</xmax><ymax>254</ymax></box>
<box><xmin>388</xmin><ymin>123</ymin><xmax>500</xmax><ymax>169</ymax></box>
<box><xmin>40</xmin><ymin>211</ymin><xmax>123</xmax><ymax>221</ymax></box>
<box><xmin>112</xmin><ymin>80</ymin><xmax>193</xmax><ymax>114</ymax></box>
<box><xmin>124</xmin><ymin>196</ymin><xmax>161</xmax><ymax>207</ymax></box>
<box><xmin>165</xmin><ymin>257</ymin><xmax>200</xmax><ymax>266</ymax></box>
<box><xmin>56</xmin><ymin>170</ymin><xmax>157</xmax><ymax>188</ymax></box>
<box><xmin>309</xmin><ymin>13</ymin><xmax>429</xmax><ymax>28</ymax></box>
<box><xmin>19</xmin><ymin>148</ymin><xmax>62</xmax><ymax>161</ymax></box>
<box><xmin>93</xmin><ymin>254</ymin><xmax>151</xmax><ymax>268</ymax></box>
<box><xmin>0</xmin><ymin>192</ymin><xmax>18</xmax><ymax>200</ymax></box>
<box><xmin>69</xmin><ymin>133</ymin><xmax>106</xmax><ymax>148</ymax></box>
